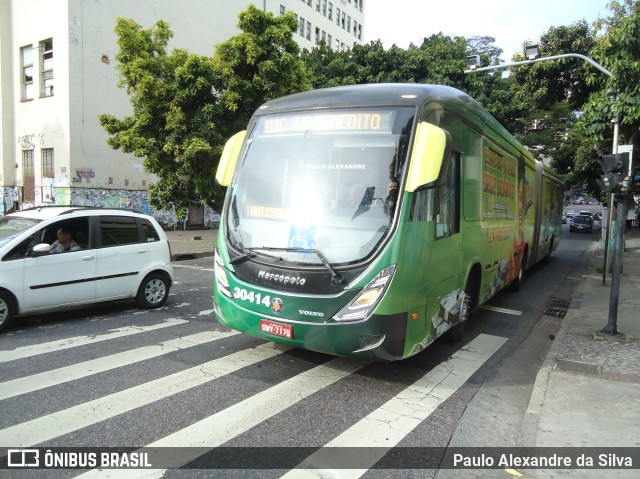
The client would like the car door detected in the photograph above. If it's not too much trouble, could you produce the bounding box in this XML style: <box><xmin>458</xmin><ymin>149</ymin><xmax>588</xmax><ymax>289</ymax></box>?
<box><xmin>23</xmin><ymin>220</ymin><xmax>96</xmax><ymax>311</ymax></box>
<box><xmin>95</xmin><ymin>215</ymin><xmax>148</xmax><ymax>300</ymax></box>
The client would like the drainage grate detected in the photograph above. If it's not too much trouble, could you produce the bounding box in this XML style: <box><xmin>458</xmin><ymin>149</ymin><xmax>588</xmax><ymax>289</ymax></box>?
<box><xmin>544</xmin><ymin>298</ymin><xmax>572</xmax><ymax>318</ymax></box>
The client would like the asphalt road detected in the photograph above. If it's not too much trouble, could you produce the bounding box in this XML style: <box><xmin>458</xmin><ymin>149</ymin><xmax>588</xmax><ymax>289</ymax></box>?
<box><xmin>0</xmin><ymin>222</ymin><xmax>598</xmax><ymax>478</ymax></box>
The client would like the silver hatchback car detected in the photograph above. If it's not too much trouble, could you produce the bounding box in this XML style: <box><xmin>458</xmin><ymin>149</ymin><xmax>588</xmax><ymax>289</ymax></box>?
<box><xmin>0</xmin><ymin>207</ymin><xmax>174</xmax><ymax>332</ymax></box>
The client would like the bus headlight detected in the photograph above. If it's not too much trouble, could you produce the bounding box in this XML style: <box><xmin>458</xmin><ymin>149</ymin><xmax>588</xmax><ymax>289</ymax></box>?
<box><xmin>333</xmin><ymin>265</ymin><xmax>396</xmax><ymax>322</ymax></box>
<box><xmin>215</xmin><ymin>251</ymin><xmax>233</xmax><ymax>299</ymax></box>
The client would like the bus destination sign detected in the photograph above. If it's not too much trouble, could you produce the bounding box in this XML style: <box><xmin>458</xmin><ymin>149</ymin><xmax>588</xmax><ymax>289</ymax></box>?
<box><xmin>260</xmin><ymin>111</ymin><xmax>393</xmax><ymax>135</ymax></box>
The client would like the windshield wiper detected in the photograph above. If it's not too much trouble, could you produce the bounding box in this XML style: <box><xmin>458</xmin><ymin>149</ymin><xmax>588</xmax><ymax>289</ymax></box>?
<box><xmin>248</xmin><ymin>246</ymin><xmax>345</xmax><ymax>285</ymax></box>
<box><xmin>229</xmin><ymin>250</ymin><xmax>257</xmax><ymax>265</ymax></box>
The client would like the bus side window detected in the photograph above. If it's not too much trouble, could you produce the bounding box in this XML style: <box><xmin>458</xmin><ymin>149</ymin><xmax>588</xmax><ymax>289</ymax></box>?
<box><xmin>434</xmin><ymin>152</ymin><xmax>460</xmax><ymax>239</ymax></box>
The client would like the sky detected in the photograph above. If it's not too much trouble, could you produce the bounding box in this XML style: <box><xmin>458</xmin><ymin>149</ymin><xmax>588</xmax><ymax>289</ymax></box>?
<box><xmin>364</xmin><ymin>0</ymin><xmax>610</xmax><ymax>60</ymax></box>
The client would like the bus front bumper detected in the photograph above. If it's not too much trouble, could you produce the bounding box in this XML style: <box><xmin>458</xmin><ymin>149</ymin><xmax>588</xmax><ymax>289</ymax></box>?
<box><xmin>213</xmin><ymin>298</ymin><xmax>409</xmax><ymax>361</ymax></box>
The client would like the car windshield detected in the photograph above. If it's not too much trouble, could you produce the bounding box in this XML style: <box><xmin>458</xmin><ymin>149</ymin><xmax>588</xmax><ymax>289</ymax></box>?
<box><xmin>226</xmin><ymin>107</ymin><xmax>415</xmax><ymax>265</ymax></box>
<box><xmin>573</xmin><ymin>216</ymin><xmax>590</xmax><ymax>224</ymax></box>
<box><xmin>0</xmin><ymin>216</ymin><xmax>40</xmax><ymax>247</ymax></box>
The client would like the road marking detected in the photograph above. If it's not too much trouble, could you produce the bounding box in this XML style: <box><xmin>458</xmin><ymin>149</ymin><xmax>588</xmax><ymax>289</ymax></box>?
<box><xmin>480</xmin><ymin>305</ymin><xmax>523</xmax><ymax>316</ymax></box>
<box><xmin>0</xmin><ymin>341</ymin><xmax>291</xmax><ymax>447</ymax></box>
<box><xmin>198</xmin><ymin>309</ymin><xmax>215</xmax><ymax>316</ymax></box>
<box><xmin>172</xmin><ymin>264</ymin><xmax>214</xmax><ymax>272</ymax></box>
<box><xmin>0</xmin><ymin>318</ymin><xmax>188</xmax><ymax>363</ymax></box>
<box><xmin>0</xmin><ymin>330</ymin><xmax>238</xmax><ymax>401</ymax></box>
<box><xmin>283</xmin><ymin>333</ymin><xmax>508</xmax><ymax>478</ymax></box>
<box><xmin>77</xmin><ymin>357</ymin><xmax>369</xmax><ymax>478</ymax></box>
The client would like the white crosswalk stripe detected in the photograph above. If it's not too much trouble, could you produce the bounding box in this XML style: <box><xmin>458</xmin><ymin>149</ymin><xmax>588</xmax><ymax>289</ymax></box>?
<box><xmin>0</xmin><ymin>330</ymin><xmax>237</xmax><ymax>400</ymax></box>
<box><xmin>0</xmin><ymin>318</ymin><xmax>188</xmax><ymax>363</ymax></box>
<box><xmin>282</xmin><ymin>333</ymin><xmax>508</xmax><ymax>478</ymax></box>
<box><xmin>0</xmin><ymin>313</ymin><xmax>507</xmax><ymax>477</ymax></box>
<box><xmin>0</xmin><ymin>340</ymin><xmax>291</xmax><ymax>447</ymax></box>
<box><xmin>77</xmin><ymin>357</ymin><xmax>370</xmax><ymax>478</ymax></box>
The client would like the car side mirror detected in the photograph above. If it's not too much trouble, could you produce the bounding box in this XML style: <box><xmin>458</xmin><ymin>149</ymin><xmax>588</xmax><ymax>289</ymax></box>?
<box><xmin>33</xmin><ymin>243</ymin><xmax>52</xmax><ymax>254</ymax></box>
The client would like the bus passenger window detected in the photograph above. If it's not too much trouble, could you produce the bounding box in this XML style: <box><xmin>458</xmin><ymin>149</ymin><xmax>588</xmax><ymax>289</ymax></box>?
<box><xmin>434</xmin><ymin>152</ymin><xmax>460</xmax><ymax>239</ymax></box>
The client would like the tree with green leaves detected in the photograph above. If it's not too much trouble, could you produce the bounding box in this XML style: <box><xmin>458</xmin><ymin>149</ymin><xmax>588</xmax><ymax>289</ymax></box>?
<box><xmin>581</xmin><ymin>0</ymin><xmax>640</xmax><ymax>154</ymax></box>
<box><xmin>100</xmin><ymin>6</ymin><xmax>310</xmax><ymax>214</ymax></box>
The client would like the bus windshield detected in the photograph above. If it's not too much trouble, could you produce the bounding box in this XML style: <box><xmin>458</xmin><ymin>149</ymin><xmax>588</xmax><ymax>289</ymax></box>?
<box><xmin>226</xmin><ymin>107</ymin><xmax>415</xmax><ymax>265</ymax></box>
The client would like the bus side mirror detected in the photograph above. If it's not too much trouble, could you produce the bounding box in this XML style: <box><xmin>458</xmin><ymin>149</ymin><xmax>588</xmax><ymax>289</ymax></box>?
<box><xmin>405</xmin><ymin>122</ymin><xmax>451</xmax><ymax>192</ymax></box>
<box><xmin>216</xmin><ymin>130</ymin><xmax>247</xmax><ymax>186</ymax></box>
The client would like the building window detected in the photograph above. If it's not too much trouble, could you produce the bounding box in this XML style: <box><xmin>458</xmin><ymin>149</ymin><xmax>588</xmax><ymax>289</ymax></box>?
<box><xmin>347</xmin><ymin>15</ymin><xmax>351</xmax><ymax>33</ymax></box>
<box><xmin>40</xmin><ymin>38</ymin><xmax>54</xmax><ymax>97</ymax></box>
<box><xmin>280</xmin><ymin>5</ymin><xmax>285</xmax><ymax>14</ymax></box>
<box><xmin>328</xmin><ymin>2</ymin><xmax>333</xmax><ymax>20</ymax></box>
<box><xmin>341</xmin><ymin>12</ymin><xmax>346</xmax><ymax>29</ymax></box>
<box><xmin>21</xmin><ymin>46</ymin><xmax>34</xmax><ymax>101</ymax></box>
<box><xmin>336</xmin><ymin>8</ymin><xmax>341</xmax><ymax>25</ymax></box>
<box><xmin>22</xmin><ymin>150</ymin><xmax>34</xmax><ymax>176</ymax></box>
<box><xmin>42</xmin><ymin>148</ymin><xmax>54</xmax><ymax>178</ymax></box>
<box><xmin>315</xmin><ymin>0</ymin><xmax>320</xmax><ymax>12</ymax></box>
<box><xmin>299</xmin><ymin>17</ymin><xmax>305</xmax><ymax>36</ymax></box>
<box><xmin>322</xmin><ymin>0</ymin><xmax>327</xmax><ymax>15</ymax></box>
<box><xmin>327</xmin><ymin>34</ymin><xmax>332</xmax><ymax>47</ymax></box>
<box><xmin>315</xmin><ymin>27</ymin><xmax>320</xmax><ymax>45</ymax></box>
<box><xmin>306</xmin><ymin>21</ymin><xmax>311</xmax><ymax>40</ymax></box>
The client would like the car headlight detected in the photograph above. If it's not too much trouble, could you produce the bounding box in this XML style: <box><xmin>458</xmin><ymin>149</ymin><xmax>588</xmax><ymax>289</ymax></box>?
<box><xmin>333</xmin><ymin>265</ymin><xmax>396</xmax><ymax>322</ymax></box>
<box><xmin>214</xmin><ymin>250</ymin><xmax>233</xmax><ymax>299</ymax></box>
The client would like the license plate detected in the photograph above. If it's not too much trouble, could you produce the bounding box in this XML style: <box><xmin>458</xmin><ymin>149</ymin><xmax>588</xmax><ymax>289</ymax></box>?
<box><xmin>260</xmin><ymin>319</ymin><xmax>293</xmax><ymax>339</ymax></box>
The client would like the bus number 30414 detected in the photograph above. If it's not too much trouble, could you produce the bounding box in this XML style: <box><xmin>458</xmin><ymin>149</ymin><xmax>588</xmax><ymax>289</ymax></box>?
<box><xmin>233</xmin><ymin>287</ymin><xmax>271</xmax><ymax>307</ymax></box>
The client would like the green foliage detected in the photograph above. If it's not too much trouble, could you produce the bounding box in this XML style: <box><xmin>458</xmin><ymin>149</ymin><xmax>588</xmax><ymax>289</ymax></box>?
<box><xmin>303</xmin><ymin>34</ymin><xmax>468</xmax><ymax>88</ymax></box>
<box><xmin>100</xmin><ymin>6</ymin><xmax>311</xmax><ymax>212</ymax></box>
<box><xmin>582</xmin><ymin>0</ymin><xmax>640</xmax><ymax>149</ymax></box>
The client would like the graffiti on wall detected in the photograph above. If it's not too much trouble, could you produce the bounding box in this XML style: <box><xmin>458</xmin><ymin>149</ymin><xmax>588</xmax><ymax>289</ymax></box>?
<box><xmin>17</xmin><ymin>133</ymin><xmax>44</xmax><ymax>149</ymax></box>
<box><xmin>72</xmin><ymin>168</ymin><xmax>96</xmax><ymax>184</ymax></box>
<box><xmin>6</xmin><ymin>186</ymin><xmax>220</xmax><ymax>229</ymax></box>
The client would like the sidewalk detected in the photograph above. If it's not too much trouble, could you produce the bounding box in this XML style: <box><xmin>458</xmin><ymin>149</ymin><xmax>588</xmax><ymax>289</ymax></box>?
<box><xmin>165</xmin><ymin>228</ymin><xmax>218</xmax><ymax>262</ymax></box>
<box><xmin>523</xmin><ymin>226</ymin><xmax>640</xmax><ymax>477</ymax></box>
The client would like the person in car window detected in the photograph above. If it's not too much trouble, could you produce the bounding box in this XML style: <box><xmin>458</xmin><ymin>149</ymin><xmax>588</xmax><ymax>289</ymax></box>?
<box><xmin>50</xmin><ymin>227</ymin><xmax>81</xmax><ymax>253</ymax></box>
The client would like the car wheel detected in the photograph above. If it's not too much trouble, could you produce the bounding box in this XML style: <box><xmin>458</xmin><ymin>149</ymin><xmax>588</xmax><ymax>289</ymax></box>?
<box><xmin>0</xmin><ymin>291</ymin><xmax>16</xmax><ymax>333</ymax></box>
<box><xmin>136</xmin><ymin>273</ymin><xmax>170</xmax><ymax>309</ymax></box>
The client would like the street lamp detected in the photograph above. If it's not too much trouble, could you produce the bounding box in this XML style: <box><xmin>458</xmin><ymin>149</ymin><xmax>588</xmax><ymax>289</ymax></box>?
<box><xmin>466</xmin><ymin>55</ymin><xmax>481</xmax><ymax>70</ymax></box>
<box><xmin>525</xmin><ymin>44</ymin><xmax>539</xmax><ymax>60</ymax></box>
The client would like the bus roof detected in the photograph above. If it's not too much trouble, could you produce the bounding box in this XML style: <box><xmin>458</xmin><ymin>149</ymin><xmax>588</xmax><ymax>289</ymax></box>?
<box><xmin>260</xmin><ymin>84</ymin><xmax>517</xmax><ymax>150</ymax></box>
<box><xmin>257</xmin><ymin>83</ymin><xmax>560</xmax><ymax>182</ymax></box>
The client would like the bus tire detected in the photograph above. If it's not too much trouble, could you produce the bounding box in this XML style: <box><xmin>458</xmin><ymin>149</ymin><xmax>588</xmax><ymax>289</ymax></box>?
<box><xmin>444</xmin><ymin>276</ymin><xmax>477</xmax><ymax>343</ymax></box>
<box><xmin>510</xmin><ymin>251</ymin><xmax>527</xmax><ymax>292</ymax></box>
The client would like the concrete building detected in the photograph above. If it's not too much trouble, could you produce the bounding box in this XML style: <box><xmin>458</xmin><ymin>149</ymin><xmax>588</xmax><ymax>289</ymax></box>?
<box><xmin>0</xmin><ymin>0</ymin><xmax>365</xmax><ymax>224</ymax></box>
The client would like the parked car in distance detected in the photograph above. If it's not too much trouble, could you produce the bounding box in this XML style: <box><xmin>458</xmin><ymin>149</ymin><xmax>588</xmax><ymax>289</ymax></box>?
<box><xmin>562</xmin><ymin>212</ymin><xmax>567</xmax><ymax>224</ymax></box>
<box><xmin>570</xmin><ymin>215</ymin><xmax>593</xmax><ymax>233</ymax></box>
<box><xmin>0</xmin><ymin>207</ymin><xmax>174</xmax><ymax>332</ymax></box>
<box><xmin>565</xmin><ymin>210</ymin><xmax>577</xmax><ymax>220</ymax></box>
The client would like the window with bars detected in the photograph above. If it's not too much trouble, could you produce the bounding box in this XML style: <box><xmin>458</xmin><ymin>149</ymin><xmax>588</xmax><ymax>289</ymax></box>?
<box><xmin>40</xmin><ymin>38</ymin><xmax>54</xmax><ymax>97</ymax></box>
<box><xmin>42</xmin><ymin>148</ymin><xmax>54</xmax><ymax>178</ymax></box>
<box><xmin>23</xmin><ymin>150</ymin><xmax>34</xmax><ymax>175</ymax></box>
<box><xmin>21</xmin><ymin>46</ymin><xmax>34</xmax><ymax>101</ymax></box>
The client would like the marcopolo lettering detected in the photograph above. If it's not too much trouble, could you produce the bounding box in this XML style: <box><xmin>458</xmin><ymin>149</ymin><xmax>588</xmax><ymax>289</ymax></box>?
<box><xmin>258</xmin><ymin>270</ymin><xmax>306</xmax><ymax>286</ymax></box>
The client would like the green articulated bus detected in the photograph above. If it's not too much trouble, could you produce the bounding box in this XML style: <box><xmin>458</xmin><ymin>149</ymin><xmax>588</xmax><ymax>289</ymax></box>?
<box><xmin>213</xmin><ymin>84</ymin><xmax>563</xmax><ymax>361</ymax></box>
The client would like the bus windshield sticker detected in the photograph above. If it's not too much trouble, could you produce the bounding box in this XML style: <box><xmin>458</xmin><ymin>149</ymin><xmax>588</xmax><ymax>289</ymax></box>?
<box><xmin>288</xmin><ymin>225</ymin><xmax>316</xmax><ymax>249</ymax></box>
<box><xmin>259</xmin><ymin>111</ymin><xmax>394</xmax><ymax>135</ymax></box>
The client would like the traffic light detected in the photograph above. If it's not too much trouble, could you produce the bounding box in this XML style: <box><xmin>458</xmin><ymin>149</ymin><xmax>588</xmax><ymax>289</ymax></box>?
<box><xmin>597</xmin><ymin>153</ymin><xmax>630</xmax><ymax>193</ymax></box>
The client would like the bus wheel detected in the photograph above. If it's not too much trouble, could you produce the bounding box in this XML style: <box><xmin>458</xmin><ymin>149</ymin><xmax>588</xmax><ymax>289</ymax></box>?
<box><xmin>444</xmin><ymin>281</ymin><xmax>474</xmax><ymax>343</ymax></box>
<box><xmin>510</xmin><ymin>252</ymin><xmax>527</xmax><ymax>292</ymax></box>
